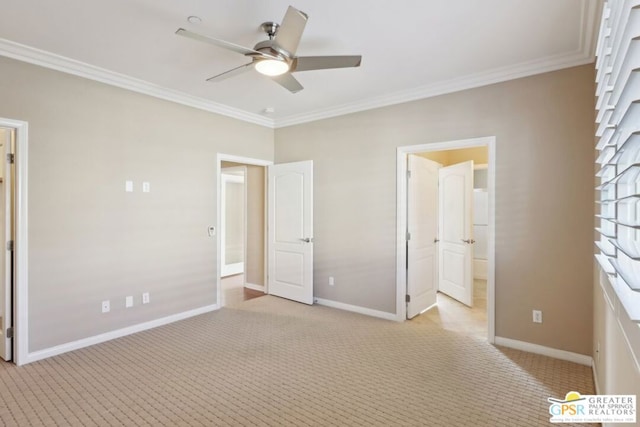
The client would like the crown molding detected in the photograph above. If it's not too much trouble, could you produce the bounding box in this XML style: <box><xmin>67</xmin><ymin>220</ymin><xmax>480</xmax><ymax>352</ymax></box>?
<box><xmin>274</xmin><ymin>51</ymin><xmax>593</xmax><ymax>128</ymax></box>
<box><xmin>0</xmin><ymin>0</ymin><xmax>600</xmax><ymax>130</ymax></box>
<box><xmin>0</xmin><ymin>38</ymin><xmax>274</xmax><ymax>128</ymax></box>
<box><xmin>274</xmin><ymin>0</ymin><xmax>601</xmax><ymax>128</ymax></box>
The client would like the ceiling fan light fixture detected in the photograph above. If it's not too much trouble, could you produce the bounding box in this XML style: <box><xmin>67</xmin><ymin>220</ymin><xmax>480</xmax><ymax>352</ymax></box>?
<box><xmin>255</xmin><ymin>59</ymin><xmax>290</xmax><ymax>76</ymax></box>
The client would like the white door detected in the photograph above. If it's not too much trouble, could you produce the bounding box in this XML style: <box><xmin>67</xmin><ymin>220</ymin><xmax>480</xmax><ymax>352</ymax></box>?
<box><xmin>268</xmin><ymin>161</ymin><xmax>313</xmax><ymax>305</ymax></box>
<box><xmin>407</xmin><ymin>155</ymin><xmax>440</xmax><ymax>318</ymax></box>
<box><xmin>438</xmin><ymin>161</ymin><xmax>474</xmax><ymax>307</ymax></box>
<box><xmin>0</xmin><ymin>129</ymin><xmax>13</xmax><ymax>361</ymax></box>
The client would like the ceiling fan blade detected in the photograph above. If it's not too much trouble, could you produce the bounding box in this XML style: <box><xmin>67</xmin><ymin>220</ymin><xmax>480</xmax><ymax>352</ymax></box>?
<box><xmin>273</xmin><ymin>6</ymin><xmax>308</xmax><ymax>56</ymax></box>
<box><xmin>293</xmin><ymin>56</ymin><xmax>362</xmax><ymax>72</ymax></box>
<box><xmin>271</xmin><ymin>73</ymin><xmax>304</xmax><ymax>93</ymax></box>
<box><xmin>206</xmin><ymin>62</ymin><xmax>254</xmax><ymax>82</ymax></box>
<box><xmin>176</xmin><ymin>28</ymin><xmax>276</xmax><ymax>59</ymax></box>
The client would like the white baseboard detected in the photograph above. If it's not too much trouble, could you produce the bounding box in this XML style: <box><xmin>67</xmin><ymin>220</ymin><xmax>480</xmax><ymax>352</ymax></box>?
<box><xmin>25</xmin><ymin>304</ymin><xmax>220</xmax><ymax>364</ymax></box>
<box><xmin>494</xmin><ymin>336</ymin><xmax>593</xmax><ymax>366</ymax></box>
<box><xmin>314</xmin><ymin>298</ymin><xmax>397</xmax><ymax>321</ymax></box>
<box><xmin>244</xmin><ymin>282</ymin><xmax>265</xmax><ymax>292</ymax></box>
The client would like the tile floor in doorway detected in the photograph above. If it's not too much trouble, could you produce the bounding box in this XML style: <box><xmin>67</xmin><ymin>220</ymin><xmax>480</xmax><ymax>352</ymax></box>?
<box><xmin>411</xmin><ymin>279</ymin><xmax>488</xmax><ymax>340</ymax></box>
<box><xmin>220</xmin><ymin>274</ymin><xmax>265</xmax><ymax>307</ymax></box>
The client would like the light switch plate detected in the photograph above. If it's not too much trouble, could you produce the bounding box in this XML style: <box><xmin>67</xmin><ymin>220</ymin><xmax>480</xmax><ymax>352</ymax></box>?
<box><xmin>142</xmin><ymin>182</ymin><xmax>150</xmax><ymax>193</ymax></box>
<box><xmin>125</xmin><ymin>181</ymin><xmax>133</xmax><ymax>192</ymax></box>
<box><xmin>125</xmin><ymin>295</ymin><xmax>133</xmax><ymax>308</ymax></box>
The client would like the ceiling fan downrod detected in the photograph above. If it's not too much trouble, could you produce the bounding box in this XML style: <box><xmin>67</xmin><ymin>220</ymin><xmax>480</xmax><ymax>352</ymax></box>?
<box><xmin>260</xmin><ymin>22</ymin><xmax>280</xmax><ymax>40</ymax></box>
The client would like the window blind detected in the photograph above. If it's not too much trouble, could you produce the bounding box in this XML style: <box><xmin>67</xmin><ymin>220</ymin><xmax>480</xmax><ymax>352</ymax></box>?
<box><xmin>595</xmin><ymin>0</ymin><xmax>640</xmax><ymax>323</ymax></box>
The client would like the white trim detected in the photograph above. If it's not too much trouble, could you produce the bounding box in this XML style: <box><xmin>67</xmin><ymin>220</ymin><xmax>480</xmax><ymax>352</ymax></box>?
<box><xmin>495</xmin><ymin>336</ymin><xmax>593</xmax><ymax>366</ymax></box>
<box><xmin>314</xmin><ymin>298</ymin><xmax>397</xmax><ymax>322</ymax></box>
<box><xmin>0</xmin><ymin>0</ymin><xmax>599</xmax><ymax>130</ymax></box>
<box><xmin>396</xmin><ymin>137</ymin><xmax>496</xmax><ymax>344</ymax></box>
<box><xmin>24</xmin><ymin>304</ymin><xmax>219</xmax><ymax>365</ymax></box>
<box><xmin>0</xmin><ymin>118</ymin><xmax>28</xmax><ymax>366</ymax></box>
<box><xmin>244</xmin><ymin>282</ymin><xmax>265</xmax><ymax>292</ymax></box>
<box><xmin>216</xmin><ymin>154</ymin><xmax>273</xmax><ymax>309</ymax></box>
<box><xmin>592</xmin><ymin>360</ymin><xmax>602</xmax><ymax>395</ymax></box>
<box><xmin>0</xmin><ymin>39</ymin><xmax>273</xmax><ymax>128</ymax></box>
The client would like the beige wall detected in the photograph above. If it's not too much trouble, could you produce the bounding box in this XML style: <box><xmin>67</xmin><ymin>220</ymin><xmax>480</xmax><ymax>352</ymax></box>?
<box><xmin>245</xmin><ymin>165</ymin><xmax>265</xmax><ymax>287</ymax></box>
<box><xmin>275</xmin><ymin>65</ymin><xmax>596</xmax><ymax>355</ymax></box>
<box><xmin>0</xmin><ymin>52</ymin><xmax>613</xmax><ymax>366</ymax></box>
<box><xmin>223</xmin><ymin>176</ymin><xmax>244</xmax><ymax>265</ymax></box>
<box><xmin>419</xmin><ymin>146</ymin><xmax>488</xmax><ymax>166</ymax></box>
<box><xmin>0</xmin><ymin>56</ymin><xmax>273</xmax><ymax>351</ymax></box>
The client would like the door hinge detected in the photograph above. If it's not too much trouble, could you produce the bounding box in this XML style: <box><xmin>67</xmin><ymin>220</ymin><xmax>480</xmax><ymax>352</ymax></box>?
<box><xmin>6</xmin><ymin>153</ymin><xmax>14</xmax><ymax>164</ymax></box>
<box><xmin>6</xmin><ymin>327</ymin><xmax>13</xmax><ymax>339</ymax></box>
<box><xmin>406</xmin><ymin>294</ymin><xmax>411</xmax><ymax>303</ymax></box>
<box><xmin>407</xmin><ymin>170</ymin><xmax>411</xmax><ymax>178</ymax></box>
<box><xmin>406</xmin><ymin>231</ymin><xmax>411</xmax><ymax>241</ymax></box>
<box><xmin>6</xmin><ymin>240</ymin><xmax>13</xmax><ymax>251</ymax></box>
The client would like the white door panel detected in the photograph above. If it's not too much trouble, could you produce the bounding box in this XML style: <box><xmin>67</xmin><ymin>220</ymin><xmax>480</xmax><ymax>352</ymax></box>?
<box><xmin>406</xmin><ymin>155</ymin><xmax>440</xmax><ymax>318</ymax></box>
<box><xmin>268</xmin><ymin>161</ymin><xmax>313</xmax><ymax>305</ymax></box>
<box><xmin>439</xmin><ymin>161</ymin><xmax>474</xmax><ymax>307</ymax></box>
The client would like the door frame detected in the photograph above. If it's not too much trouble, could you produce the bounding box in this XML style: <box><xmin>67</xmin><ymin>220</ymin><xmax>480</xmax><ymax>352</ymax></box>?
<box><xmin>0</xmin><ymin>118</ymin><xmax>28</xmax><ymax>365</ymax></box>
<box><xmin>396</xmin><ymin>136</ymin><xmax>496</xmax><ymax>343</ymax></box>
<box><xmin>216</xmin><ymin>154</ymin><xmax>272</xmax><ymax>307</ymax></box>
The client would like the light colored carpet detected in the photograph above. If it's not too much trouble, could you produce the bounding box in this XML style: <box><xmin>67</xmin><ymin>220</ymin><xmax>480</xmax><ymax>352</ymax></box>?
<box><xmin>0</xmin><ymin>295</ymin><xmax>595</xmax><ymax>426</ymax></box>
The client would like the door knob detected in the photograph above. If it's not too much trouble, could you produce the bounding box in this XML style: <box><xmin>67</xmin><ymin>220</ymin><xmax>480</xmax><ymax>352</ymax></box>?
<box><xmin>462</xmin><ymin>239</ymin><xmax>476</xmax><ymax>244</ymax></box>
<box><xmin>434</xmin><ymin>238</ymin><xmax>440</xmax><ymax>243</ymax></box>
<box><xmin>300</xmin><ymin>237</ymin><xmax>314</xmax><ymax>243</ymax></box>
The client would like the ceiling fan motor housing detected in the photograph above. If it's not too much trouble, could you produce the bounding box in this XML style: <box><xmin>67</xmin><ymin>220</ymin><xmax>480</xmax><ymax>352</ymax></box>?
<box><xmin>252</xmin><ymin>39</ymin><xmax>292</xmax><ymax>66</ymax></box>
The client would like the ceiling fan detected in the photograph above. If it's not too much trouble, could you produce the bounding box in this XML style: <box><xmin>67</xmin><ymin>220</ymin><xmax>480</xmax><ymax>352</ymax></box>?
<box><xmin>176</xmin><ymin>6</ymin><xmax>362</xmax><ymax>93</ymax></box>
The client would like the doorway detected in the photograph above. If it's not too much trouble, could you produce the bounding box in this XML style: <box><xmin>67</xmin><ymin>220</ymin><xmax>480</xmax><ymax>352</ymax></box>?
<box><xmin>0</xmin><ymin>117</ymin><xmax>27</xmax><ymax>365</ymax></box>
<box><xmin>396</xmin><ymin>137</ymin><xmax>496</xmax><ymax>343</ymax></box>
<box><xmin>220</xmin><ymin>166</ymin><xmax>246</xmax><ymax>278</ymax></box>
<box><xmin>218</xmin><ymin>158</ymin><xmax>269</xmax><ymax>307</ymax></box>
<box><xmin>0</xmin><ymin>127</ymin><xmax>14</xmax><ymax>362</ymax></box>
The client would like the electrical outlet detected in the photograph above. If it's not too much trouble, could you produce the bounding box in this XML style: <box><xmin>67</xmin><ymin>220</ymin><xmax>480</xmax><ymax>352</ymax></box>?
<box><xmin>125</xmin><ymin>296</ymin><xmax>133</xmax><ymax>308</ymax></box>
<box><xmin>102</xmin><ymin>300</ymin><xmax>110</xmax><ymax>313</ymax></box>
<box><xmin>142</xmin><ymin>292</ymin><xmax>150</xmax><ymax>304</ymax></box>
<box><xmin>329</xmin><ymin>276</ymin><xmax>335</xmax><ymax>286</ymax></box>
<box><xmin>532</xmin><ymin>310</ymin><xmax>542</xmax><ymax>323</ymax></box>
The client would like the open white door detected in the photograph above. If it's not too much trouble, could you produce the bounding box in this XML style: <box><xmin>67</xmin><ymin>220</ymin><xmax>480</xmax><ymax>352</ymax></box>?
<box><xmin>0</xmin><ymin>129</ymin><xmax>13</xmax><ymax>361</ymax></box>
<box><xmin>438</xmin><ymin>161</ymin><xmax>474</xmax><ymax>307</ymax></box>
<box><xmin>407</xmin><ymin>155</ymin><xmax>440</xmax><ymax>318</ymax></box>
<box><xmin>268</xmin><ymin>161</ymin><xmax>313</xmax><ymax>305</ymax></box>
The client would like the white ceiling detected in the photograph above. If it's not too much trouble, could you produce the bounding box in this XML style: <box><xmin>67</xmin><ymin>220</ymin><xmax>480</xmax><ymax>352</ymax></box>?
<box><xmin>0</xmin><ymin>0</ymin><xmax>600</xmax><ymax>128</ymax></box>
